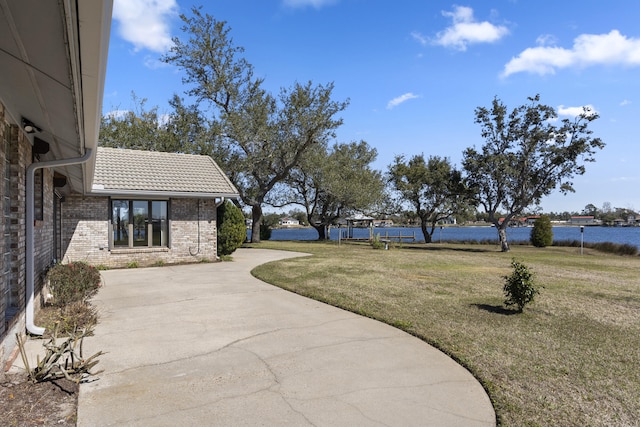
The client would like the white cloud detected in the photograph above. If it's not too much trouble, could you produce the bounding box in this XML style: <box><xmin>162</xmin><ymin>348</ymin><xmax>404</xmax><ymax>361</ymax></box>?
<box><xmin>557</xmin><ymin>104</ymin><xmax>598</xmax><ymax>118</ymax></box>
<box><xmin>427</xmin><ymin>6</ymin><xmax>509</xmax><ymax>51</ymax></box>
<box><xmin>104</xmin><ymin>109</ymin><xmax>131</xmax><ymax>120</ymax></box>
<box><xmin>283</xmin><ymin>0</ymin><xmax>338</xmax><ymax>8</ymax></box>
<box><xmin>620</xmin><ymin>99</ymin><xmax>632</xmax><ymax>106</ymax></box>
<box><xmin>535</xmin><ymin>34</ymin><xmax>558</xmax><ymax>46</ymax></box>
<box><xmin>503</xmin><ymin>30</ymin><xmax>640</xmax><ymax>77</ymax></box>
<box><xmin>112</xmin><ymin>0</ymin><xmax>177</xmax><ymax>53</ymax></box>
<box><xmin>158</xmin><ymin>113</ymin><xmax>171</xmax><ymax>126</ymax></box>
<box><xmin>411</xmin><ymin>31</ymin><xmax>429</xmax><ymax>46</ymax></box>
<box><xmin>387</xmin><ymin>93</ymin><xmax>420</xmax><ymax>109</ymax></box>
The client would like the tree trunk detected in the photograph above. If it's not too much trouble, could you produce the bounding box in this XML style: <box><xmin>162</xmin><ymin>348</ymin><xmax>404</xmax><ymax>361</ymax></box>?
<box><xmin>497</xmin><ymin>225</ymin><xmax>510</xmax><ymax>252</ymax></box>
<box><xmin>420</xmin><ymin>222</ymin><xmax>432</xmax><ymax>243</ymax></box>
<box><xmin>312</xmin><ymin>224</ymin><xmax>327</xmax><ymax>240</ymax></box>
<box><xmin>250</xmin><ymin>204</ymin><xmax>263</xmax><ymax>243</ymax></box>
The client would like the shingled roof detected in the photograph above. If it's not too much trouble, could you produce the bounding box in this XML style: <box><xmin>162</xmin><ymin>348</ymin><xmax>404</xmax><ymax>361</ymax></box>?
<box><xmin>91</xmin><ymin>147</ymin><xmax>238</xmax><ymax>198</ymax></box>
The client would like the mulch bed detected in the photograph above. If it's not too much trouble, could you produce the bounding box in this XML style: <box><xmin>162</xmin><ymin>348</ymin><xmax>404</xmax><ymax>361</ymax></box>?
<box><xmin>0</xmin><ymin>371</ymin><xmax>78</xmax><ymax>426</ymax></box>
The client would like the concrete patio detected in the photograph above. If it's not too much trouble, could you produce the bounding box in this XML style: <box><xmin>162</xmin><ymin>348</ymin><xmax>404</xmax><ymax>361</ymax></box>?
<box><xmin>76</xmin><ymin>248</ymin><xmax>495</xmax><ymax>426</ymax></box>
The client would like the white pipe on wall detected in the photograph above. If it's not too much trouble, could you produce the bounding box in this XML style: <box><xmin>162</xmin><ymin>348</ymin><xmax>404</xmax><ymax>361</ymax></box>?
<box><xmin>25</xmin><ymin>149</ymin><xmax>92</xmax><ymax>335</ymax></box>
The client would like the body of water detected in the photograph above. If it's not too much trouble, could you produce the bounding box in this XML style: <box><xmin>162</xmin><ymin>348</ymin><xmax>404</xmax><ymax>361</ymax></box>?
<box><xmin>263</xmin><ymin>226</ymin><xmax>640</xmax><ymax>249</ymax></box>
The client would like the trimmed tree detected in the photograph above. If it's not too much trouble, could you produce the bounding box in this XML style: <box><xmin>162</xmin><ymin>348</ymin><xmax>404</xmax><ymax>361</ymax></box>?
<box><xmin>530</xmin><ymin>215</ymin><xmax>553</xmax><ymax>247</ymax></box>
<box><xmin>162</xmin><ymin>9</ymin><xmax>348</xmax><ymax>243</ymax></box>
<box><xmin>462</xmin><ymin>95</ymin><xmax>604</xmax><ymax>251</ymax></box>
<box><xmin>217</xmin><ymin>200</ymin><xmax>246</xmax><ymax>256</ymax></box>
<box><xmin>389</xmin><ymin>154</ymin><xmax>471</xmax><ymax>243</ymax></box>
<box><xmin>283</xmin><ymin>140</ymin><xmax>386</xmax><ymax>240</ymax></box>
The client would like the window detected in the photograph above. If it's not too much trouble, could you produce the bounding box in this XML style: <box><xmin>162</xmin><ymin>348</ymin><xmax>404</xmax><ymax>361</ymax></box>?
<box><xmin>111</xmin><ymin>199</ymin><xmax>168</xmax><ymax>248</ymax></box>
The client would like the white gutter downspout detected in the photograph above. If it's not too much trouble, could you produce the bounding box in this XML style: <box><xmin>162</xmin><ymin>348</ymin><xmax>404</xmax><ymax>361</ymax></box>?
<box><xmin>25</xmin><ymin>149</ymin><xmax>93</xmax><ymax>335</ymax></box>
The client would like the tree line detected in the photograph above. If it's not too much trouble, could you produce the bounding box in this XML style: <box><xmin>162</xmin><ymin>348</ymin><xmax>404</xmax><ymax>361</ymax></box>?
<box><xmin>100</xmin><ymin>7</ymin><xmax>604</xmax><ymax>252</ymax></box>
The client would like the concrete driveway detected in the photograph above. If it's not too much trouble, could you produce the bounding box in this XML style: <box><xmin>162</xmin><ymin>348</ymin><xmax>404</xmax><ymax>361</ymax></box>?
<box><xmin>78</xmin><ymin>248</ymin><xmax>495</xmax><ymax>426</ymax></box>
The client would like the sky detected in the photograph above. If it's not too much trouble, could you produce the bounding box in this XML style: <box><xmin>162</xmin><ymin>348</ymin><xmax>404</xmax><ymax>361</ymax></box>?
<box><xmin>103</xmin><ymin>0</ymin><xmax>640</xmax><ymax>214</ymax></box>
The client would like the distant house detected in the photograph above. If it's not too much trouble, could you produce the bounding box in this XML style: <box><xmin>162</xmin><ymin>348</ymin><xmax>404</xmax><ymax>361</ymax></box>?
<box><xmin>439</xmin><ymin>217</ymin><xmax>457</xmax><ymax>225</ymax></box>
<box><xmin>614</xmin><ymin>214</ymin><xmax>639</xmax><ymax>227</ymax></box>
<box><xmin>498</xmin><ymin>217</ymin><xmax>527</xmax><ymax>227</ymax></box>
<box><xmin>279</xmin><ymin>217</ymin><xmax>300</xmax><ymax>227</ymax></box>
<box><xmin>525</xmin><ymin>216</ymin><xmax>541</xmax><ymax>226</ymax></box>
<box><xmin>570</xmin><ymin>216</ymin><xmax>596</xmax><ymax>225</ymax></box>
<box><xmin>613</xmin><ymin>218</ymin><xmax>626</xmax><ymax>227</ymax></box>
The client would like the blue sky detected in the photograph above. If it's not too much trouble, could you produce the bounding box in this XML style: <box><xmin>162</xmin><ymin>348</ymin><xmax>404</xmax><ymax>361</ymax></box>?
<box><xmin>104</xmin><ymin>0</ymin><xmax>640</xmax><ymax>214</ymax></box>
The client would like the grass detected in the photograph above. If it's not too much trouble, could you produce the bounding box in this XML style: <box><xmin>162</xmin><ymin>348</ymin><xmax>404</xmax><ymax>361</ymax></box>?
<box><xmin>249</xmin><ymin>240</ymin><xmax>640</xmax><ymax>427</ymax></box>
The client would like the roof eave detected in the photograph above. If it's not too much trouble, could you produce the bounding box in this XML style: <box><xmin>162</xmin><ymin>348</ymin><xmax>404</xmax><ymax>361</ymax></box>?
<box><xmin>88</xmin><ymin>189</ymin><xmax>240</xmax><ymax>199</ymax></box>
<box><xmin>78</xmin><ymin>0</ymin><xmax>113</xmax><ymax>193</ymax></box>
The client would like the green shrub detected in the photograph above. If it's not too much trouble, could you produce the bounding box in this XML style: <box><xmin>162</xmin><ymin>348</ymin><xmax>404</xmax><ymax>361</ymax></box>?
<box><xmin>503</xmin><ymin>258</ymin><xmax>539</xmax><ymax>312</ymax></box>
<box><xmin>217</xmin><ymin>200</ymin><xmax>247</xmax><ymax>255</ymax></box>
<box><xmin>47</xmin><ymin>262</ymin><xmax>101</xmax><ymax>307</ymax></box>
<box><xmin>371</xmin><ymin>233</ymin><xmax>386</xmax><ymax>250</ymax></box>
<box><xmin>127</xmin><ymin>261</ymin><xmax>139</xmax><ymax>268</ymax></box>
<box><xmin>259</xmin><ymin>223</ymin><xmax>272</xmax><ymax>241</ymax></box>
<box><xmin>530</xmin><ymin>215</ymin><xmax>553</xmax><ymax>247</ymax></box>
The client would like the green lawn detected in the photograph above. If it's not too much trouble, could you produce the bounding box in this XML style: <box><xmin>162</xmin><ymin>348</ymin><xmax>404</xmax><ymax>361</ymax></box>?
<box><xmin>249</xmin><ymin>240</ymin><xmax>640</xmax><ymax>427</ymax></box>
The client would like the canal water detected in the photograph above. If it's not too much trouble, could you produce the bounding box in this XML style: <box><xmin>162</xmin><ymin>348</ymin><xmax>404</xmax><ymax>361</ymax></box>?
<box><xmin>262</xmin><ymin>226</ymin><xmax>640</xmax><ymax>249</ymax></box>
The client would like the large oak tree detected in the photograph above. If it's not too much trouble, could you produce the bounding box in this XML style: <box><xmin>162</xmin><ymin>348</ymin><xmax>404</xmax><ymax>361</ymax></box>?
<box><xmin>462</xmin><ymin>95</ymin><xmax>604</xmax><ymax>251</ymax></box>
<box><xmin>283</xmin><ymin>140</ymin><xmax>386</xmax><ymax>240</ymax></box>
<box><xmin>162</xmin><ymin>8</ymin><xmax>348</xmax><ymax>242</ymax></box>
<box><xmin>389</xmin><ymin>154</ymin><xmax>470</xmax><ymax>243</ymax></box>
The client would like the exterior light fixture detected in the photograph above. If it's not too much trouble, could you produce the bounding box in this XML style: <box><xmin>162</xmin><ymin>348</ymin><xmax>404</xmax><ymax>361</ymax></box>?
<box><xmin>21</xmin><ymin>117</ymin><xmax>41</xmax><ymax>134</ymax></box>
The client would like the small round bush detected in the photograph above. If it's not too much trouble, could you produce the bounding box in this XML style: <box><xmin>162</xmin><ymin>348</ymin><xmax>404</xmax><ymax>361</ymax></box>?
<box><xmin>371</xmin><ymin>233</ymin><xmax>386</xmax><ymax>249</ymax></box>
<box><xmin>217</xmin><ymin>200</ymin><xmax>247</xmax><ymax>255</ymax></box>
<box><xmin>503</xmin><ymin>258</ymin><xmax>540</xmax><ymax>312</ymax></box>
<box><xmin>530</xmin><ymin>215</ymin><xmax>553</xmax><ymax>247</ymax></box>
<box><xmin>47</xmin><ymin>262</ymin><xmax>101</xmax><ymax>307</ymax></box>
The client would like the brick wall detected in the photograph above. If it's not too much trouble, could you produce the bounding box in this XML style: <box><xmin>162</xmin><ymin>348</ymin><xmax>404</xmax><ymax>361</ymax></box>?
<box><xmin>0</xmin><ymin>103</ymin><xmax>7</xmax><ymax>345</ymax></box>
<box><xmin>62</xmin><ymin>196</ymin><xmax>219</xmax><ymax>268</ymax></box>
<box><xmin>61</xmin><ymin>196</ymin><xmax>110</xmax><ymax>265</ymax></box>
<box><xmin>1</xmin><ymin>101</ymin><xmax>55</xmax><ymax>369</ymax></box>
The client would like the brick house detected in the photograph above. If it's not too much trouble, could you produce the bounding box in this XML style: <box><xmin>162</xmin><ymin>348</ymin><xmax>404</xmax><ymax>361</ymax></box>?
<box><xmin>1</xmin><ymin>0</ymin><xmax>113</xmax><ymax>371</ymax></box>
<box><xmin>63</xmin><ymin>147</ymin><xmax>238</xmax><ymax>268</ymax></box>
<box><xmin>0</xmin><ymin>1</ymin><xmax>238</xmax><ymax>371</ymax></box>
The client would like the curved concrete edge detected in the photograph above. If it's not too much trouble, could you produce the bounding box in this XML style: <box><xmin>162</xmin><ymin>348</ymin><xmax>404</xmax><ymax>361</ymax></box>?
<box><xmin>78</xmin><ymin>248</ymin><xmax>496</xmax><ymax>426</ymax></box>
